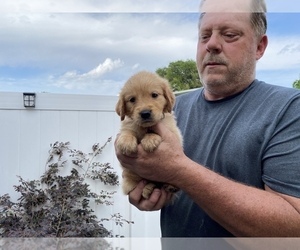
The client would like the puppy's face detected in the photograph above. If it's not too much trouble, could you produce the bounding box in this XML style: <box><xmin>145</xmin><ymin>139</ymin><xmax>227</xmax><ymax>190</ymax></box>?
<box><xmin>116</xmin><ymin>71</ymin><xmax>175</xmax><ymax>128</ymax></box>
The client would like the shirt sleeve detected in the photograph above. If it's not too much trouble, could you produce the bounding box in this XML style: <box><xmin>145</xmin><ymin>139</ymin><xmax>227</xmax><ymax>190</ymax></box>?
<box><xmin>262</xmin><ymin>95</ymin><xmax>300</xmax><ymax>198</ymax></box>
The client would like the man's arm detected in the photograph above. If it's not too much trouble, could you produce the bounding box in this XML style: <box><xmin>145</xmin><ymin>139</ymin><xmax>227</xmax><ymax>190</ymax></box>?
<box><xmin>174</xmin><ymin>157</ymin><xmax>300</xmax><ymax>236</ymax></box>
<box><xmin>115</xmin><ymin>122</ymin><xmax>300</xmax><ymax>236</ymax></box>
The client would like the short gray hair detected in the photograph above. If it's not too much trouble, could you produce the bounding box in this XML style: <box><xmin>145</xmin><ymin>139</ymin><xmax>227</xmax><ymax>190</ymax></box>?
<box><xmin>199</xmin><ymin>0</ymin><xmax>267</xmax><ymax>37</ymax></box>
<box><xmin>250</xmin><ymin>0</ymin><xmax>267</xmax><ymax>36</ymax></box>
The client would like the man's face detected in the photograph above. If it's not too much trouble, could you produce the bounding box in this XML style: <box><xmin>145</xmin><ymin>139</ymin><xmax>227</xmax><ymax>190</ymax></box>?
<box><xmin>196</xmin><ymin>12</ymin><xmax>260</xmax><ymax>100</ymax></box>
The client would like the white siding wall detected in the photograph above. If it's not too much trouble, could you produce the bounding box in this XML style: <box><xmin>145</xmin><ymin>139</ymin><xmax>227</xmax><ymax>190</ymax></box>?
<box><xmin>0</xmin><ymin>92</ymin><xmax>160</xmax><ymax>238</ymax></box>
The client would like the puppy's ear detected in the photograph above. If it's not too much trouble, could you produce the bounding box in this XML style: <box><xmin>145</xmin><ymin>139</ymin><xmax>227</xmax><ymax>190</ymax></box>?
<box><xmin>163</xmin><ymin>81</ymin><xmax>175</xmax><ymax>113</ymax></box>
<box><xmin>115</xmin><ymin>97</ymin><xmax>126</xmax><ymax>121</ymax></box>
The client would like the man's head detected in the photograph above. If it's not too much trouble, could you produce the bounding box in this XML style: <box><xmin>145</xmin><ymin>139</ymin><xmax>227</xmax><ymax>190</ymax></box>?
<box><xmin>199</xmin><ymin>0</ymin><xmax>267</xmax><ymax>37</ymax></box>
<box><xmin>197</xmin><ymin>0</ymin><xmax>268</xmax><ymax>100</ymax></box>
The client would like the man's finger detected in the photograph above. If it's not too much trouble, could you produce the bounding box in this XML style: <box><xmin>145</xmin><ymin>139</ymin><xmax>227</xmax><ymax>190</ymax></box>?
<box><xmin>128</xmin><ymin>180</ymin><xmax>147</xmax><ymax>205</ymax></box>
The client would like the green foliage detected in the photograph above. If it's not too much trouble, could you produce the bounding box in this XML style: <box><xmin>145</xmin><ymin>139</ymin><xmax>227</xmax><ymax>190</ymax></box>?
<box><xmin>293</xmin><ymin>79</ymin><xmax>300</xmax><ymax>89</ymax></box>
<box><xmin>0</xmin><ymin>138</ymin><xmax>132</xmax><ymax>238</ymax></box>
<box><xmin>156</xmin><ymin>59</ymin><xmax>202</xmax><ymax>91</ymax></box>
<box><xmin>0</xmin><ymin>238</ymin><xmax>113</xmax><ymax>249</ymax></box>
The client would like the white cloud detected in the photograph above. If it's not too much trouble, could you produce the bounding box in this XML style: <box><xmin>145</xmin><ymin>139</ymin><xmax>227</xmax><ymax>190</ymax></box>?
<box><xmin>0</xmin><ymin>0</ymin><xmax>199</xmax><ymax>13</ymax></box>
<box><xmin>0</xmin><ymin>12</ymin><xmax>198</xmax><ymax>79</ymax></box>
<box><xmin>258</xmin><ymin>36</ymin><xmax>300</xmax><ymax>71</ymax></box>
<box><xmin>50</xmin><ymin>58</ymin><xmax>124</xmax><ymax>91</ymax></box>
<box><xmin>278</xmin><ymin>43</ymin><xmax>300</xmax><ymax>55</ymax></box>
<box><xmin>132</xmin><ymin>64</ymin><xmax>140</xmax><ymax>70</ymax></box>
<box><xmin>0</xmin><ymin>11</ymin><xmax>198</xmax><ymax>95</ymax></box>
<box><xmin>2</xmin><ymin>1</ymin><xmax>300</xmax><ymax>95</ymax></box>
<box><xmin>2</xmin><ymin>0</ymin><xmax>300</xmax><ymax>13</ymax></box>
<box><xmin>85</xmin><ymin>58</ymin><xmax>124</xmax><ymax>78</ymax></box>
<box><xmin>256</xmin><ymin>34</ymin><xmax>300</xmax><ymax>88</ymax></box>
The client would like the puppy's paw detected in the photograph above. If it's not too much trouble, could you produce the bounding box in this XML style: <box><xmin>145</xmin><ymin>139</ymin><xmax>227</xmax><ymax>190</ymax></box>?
<box><xmin>141</xmin><ymin>133</ymin><xmax>162</xmax><ymax>152</ymax></box>
<box><xmin>163</xmin><ymin>184</ymin><xmax>179</xmax><ymax>193</ymax></box>
<box><xmin>117</xmin><ymin>134</ymin><xmax>138</xmax><ymax>155</ymax></box>
<box><xmin>142</xmin><ymin>183</ymin><xmax>156</xmax><ymax>199</ymax></box>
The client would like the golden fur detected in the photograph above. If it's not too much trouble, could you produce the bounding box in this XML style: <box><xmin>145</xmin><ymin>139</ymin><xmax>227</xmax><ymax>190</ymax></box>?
<box><xmin>115</xmin><ymin>71</ymin><xmax>183</xmax><ymax>199</ymax></box>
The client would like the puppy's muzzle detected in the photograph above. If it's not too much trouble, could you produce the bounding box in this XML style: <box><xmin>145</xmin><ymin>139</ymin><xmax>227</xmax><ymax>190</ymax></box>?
<box><xmin>140</xmin><ymin>110</ymin><xmax>152</xmax><ymax>120</ymax></box>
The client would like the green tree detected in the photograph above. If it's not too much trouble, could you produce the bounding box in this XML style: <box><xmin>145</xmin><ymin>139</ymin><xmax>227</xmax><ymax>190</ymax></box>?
<box><xmin>0</xmin><ymin>139</ymin><xmax>132</xmax><ymax>238</ymax></box>
<box><xmin>293</xmin><ymin>79</ymin><xmax>300</xmax><ymax>89</ymax></box>
<box><xmin>156</xmin><ymin>59</ymin><xmax>202</xmax><ymax>91</ymax></box>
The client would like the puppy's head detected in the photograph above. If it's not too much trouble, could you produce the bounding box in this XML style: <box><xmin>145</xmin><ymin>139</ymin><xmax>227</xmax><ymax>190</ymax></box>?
<box><xmin>115</xmin><ymin>71</ymin><xmax>175</xmax><ymax>127</ymax></box>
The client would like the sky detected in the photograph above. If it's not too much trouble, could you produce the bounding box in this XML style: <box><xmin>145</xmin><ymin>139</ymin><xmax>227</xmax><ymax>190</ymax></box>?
<box><xmin>0</xmin><ymin>0</ymin><xmax>300</xmax><ymax>96</ymax></box>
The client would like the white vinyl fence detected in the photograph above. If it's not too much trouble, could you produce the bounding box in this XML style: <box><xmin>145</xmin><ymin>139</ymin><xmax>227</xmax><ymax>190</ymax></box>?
<box><xmin>0</xmin><ymin>92</ymin><xmax>160</xmax><ymax>239</ymax></box>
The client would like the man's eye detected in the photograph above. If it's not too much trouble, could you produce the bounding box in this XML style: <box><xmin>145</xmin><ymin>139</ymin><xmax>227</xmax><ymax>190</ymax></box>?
<box><xmin>200</xmin><ymin>34</ymin><xmax>210</xmax><ymax>42</ymax></box>
<box><xmin>152</xmin><ymin>93</ymin><xmax>159</xmax><ymax>98</ymax></box>
<box><xmin>223</xmin><ymin>33</ymin><xmax>240</xmax><ymax>41</ymax></box>
<box><xmin>129</xmin><ymin>97</ymin><xmax>136</xmax><ymax>103</ymax></box>
<box><xmin>225</xmin><ymin>33</ymin><xmax>236</xmax><ymax>38</ymax></box>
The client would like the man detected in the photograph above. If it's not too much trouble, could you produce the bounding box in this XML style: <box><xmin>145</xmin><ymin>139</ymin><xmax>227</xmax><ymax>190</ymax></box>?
<box><xmin>115</xmin><ymin>0</ymin><xmax>300</xmax><ymax>237</ymax></box>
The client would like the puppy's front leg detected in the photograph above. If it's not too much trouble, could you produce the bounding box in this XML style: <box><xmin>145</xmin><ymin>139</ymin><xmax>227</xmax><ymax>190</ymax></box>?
<box><xmin>141</xmin><ymin>133</ymin><xmax>162</xmax><ymax>152</ymax></box>
<box><xmin>116</xmin><ymin>131</ymin><xmax>138</xmax><ymax>155</ymax></box>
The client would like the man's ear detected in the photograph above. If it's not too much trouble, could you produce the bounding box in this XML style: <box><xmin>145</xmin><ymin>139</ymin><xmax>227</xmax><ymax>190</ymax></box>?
<box><xmin>256</xmin><ymin>35</ymin><xmax>268</xmax><ymax>61</ymax></box>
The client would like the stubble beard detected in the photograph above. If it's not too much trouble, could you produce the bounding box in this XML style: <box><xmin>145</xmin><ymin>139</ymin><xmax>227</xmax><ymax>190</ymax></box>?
<box><xmin>199</xmin><ymin>55</ymin><xmax>256</xmax><ymax>98</ymax></box>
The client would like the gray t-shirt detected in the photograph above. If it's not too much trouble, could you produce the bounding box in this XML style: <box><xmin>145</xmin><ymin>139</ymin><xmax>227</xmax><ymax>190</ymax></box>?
<box><xmin>161</xmin><ymin>80</ymin><xmax>300</xmax><ymax>237</ymax></box>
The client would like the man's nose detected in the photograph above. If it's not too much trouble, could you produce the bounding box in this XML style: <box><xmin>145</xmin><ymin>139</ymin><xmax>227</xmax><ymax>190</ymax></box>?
<box><xmin>206</xmin><ymin>33</ymin><xmax>222</xmax><ymax>53</ymax></box>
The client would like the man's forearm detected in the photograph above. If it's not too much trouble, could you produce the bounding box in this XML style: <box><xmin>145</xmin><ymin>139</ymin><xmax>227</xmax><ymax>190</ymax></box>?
<box><xmin>173</xmin><ymin>157</ymin><xmax>300</xmax><ymax>237</ymax></box>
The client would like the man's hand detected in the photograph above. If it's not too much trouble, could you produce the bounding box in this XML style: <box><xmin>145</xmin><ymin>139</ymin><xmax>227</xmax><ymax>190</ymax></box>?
<box><xmin>115</xmin><ymin>121</ymin><xmax>185</xmax><ymax>184</ymax></box>
<box><xmin>128</xmin><ymin>180</ymin><xmax>173</xmax><ymax>211</ymax></box>
<box><xmin>115</xmin><ymin>122</ymin><xmax>183</xmax><ymax>211</ymax></box>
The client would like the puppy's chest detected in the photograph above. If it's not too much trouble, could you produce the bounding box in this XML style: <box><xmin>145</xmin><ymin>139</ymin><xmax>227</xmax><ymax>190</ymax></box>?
<box><xmin>135</xmin><ymin>127</ymin><xmax>155</xmax><ymax>142</ymax></box>
<box><xmin>121</xmin><ymin>118</ymin><xmax>155</xmax><ymax>141</ymax></box>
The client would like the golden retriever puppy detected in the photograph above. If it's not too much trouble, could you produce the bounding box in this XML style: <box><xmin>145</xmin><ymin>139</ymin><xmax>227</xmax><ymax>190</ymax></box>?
<box><xmin>115</xmin><ymin>71</ymin><xmax>183</xmax><ymax>199</ymax></box>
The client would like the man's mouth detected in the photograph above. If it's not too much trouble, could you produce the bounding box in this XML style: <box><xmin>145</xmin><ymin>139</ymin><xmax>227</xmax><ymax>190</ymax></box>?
<box><xmin>205</xmin><ymin>62</ymin><xmax>224</xmax><ymax>67</ymax></box>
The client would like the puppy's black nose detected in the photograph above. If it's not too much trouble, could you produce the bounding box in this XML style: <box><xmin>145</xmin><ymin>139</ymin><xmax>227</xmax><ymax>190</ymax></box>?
<box><xmin>140</xmin><ymin>110</ymin><xmax>152</xmax><ymax>120</ymax></box>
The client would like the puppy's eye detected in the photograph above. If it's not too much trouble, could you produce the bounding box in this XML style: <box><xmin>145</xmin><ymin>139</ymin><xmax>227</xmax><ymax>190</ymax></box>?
<box><xmin>151</xmin><ymin>93</ymin><xmax>159</xmax><ymax>98</ymax></box>
<box><xmin>129</xmin><ymin>97</ymin><xmax>136</xmax><ymax>103</ymax></box>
